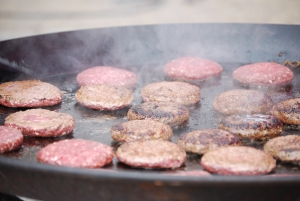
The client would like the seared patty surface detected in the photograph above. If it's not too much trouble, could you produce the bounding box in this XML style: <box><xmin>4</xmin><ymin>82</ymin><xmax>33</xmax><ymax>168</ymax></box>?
<box><xmin>141</xmin><ymin>81</ymin><xmax>201</xmax><ymax>105</ymax></box>
<box><xmin>127</xmin><ymin>102</ymin><xmax>189</xmax><ymax>127</ymax></box>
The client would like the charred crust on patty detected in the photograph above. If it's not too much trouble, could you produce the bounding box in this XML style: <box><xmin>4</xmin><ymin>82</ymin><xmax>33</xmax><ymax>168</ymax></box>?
<box><xmin>218</xmin><ymin>114</ymin><xmax>283</xmax><ymax>140</ymax></box>
<box><xmin>178</xmin><ymin>129</ymin><xmax>241</xmax><ymax>155</ymax></box>
<box><xmin>141</xmin><ymin>81</ymin><xmax>201</xmax><ymax>105</ymax></box>
<box><xmin>127</xmin><ymin>102</ymin><xmax>189</xmax><ymax>127</ymax></box>
<box><xmin>272</xmin><ymin>98</ymin><xmax>300</xmax><ymax>125</ymax></box>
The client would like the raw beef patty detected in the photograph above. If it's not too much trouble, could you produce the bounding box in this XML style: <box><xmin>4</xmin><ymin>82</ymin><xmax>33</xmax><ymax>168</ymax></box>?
<box><xmin>233</xmin><ymin>62</ymin><xmax>294</xmax><ymax>86</ymax></box>
<box><xmin>0</xmin><ymin>126</ymin><xmax>23</xmax><ymax>153</ymax></box>
<box><xmin>76</xmin><ymin>66</ymin><xmax>137</xmax><ymax>88</ymax></box>
<box><xmin>163</xmin><ymin>57</ymin><xmax>223</xmax><ymax>81</ymax></box>
<box><xmin>37</xmin><ymin>139</ymin><xmax>114</xmax><ymax>168</ymax></box>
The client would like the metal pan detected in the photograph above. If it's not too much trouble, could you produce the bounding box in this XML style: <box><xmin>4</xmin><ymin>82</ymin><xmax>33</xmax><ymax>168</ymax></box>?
<box><xmin>0</xmin><ymin>23</ymin><xmax>300</xmax><ymax>201</ymax></box>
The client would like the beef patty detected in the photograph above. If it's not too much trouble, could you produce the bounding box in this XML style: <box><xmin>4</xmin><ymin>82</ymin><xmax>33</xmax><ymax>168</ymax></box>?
<box><xmin>200</xmin><ymin>146</ymin><xmax>276</xmax><ymax>175</ymax></box>
<box><xmin>0</xmin><ymin>80</ymin><xmax>62</xmax><ymax>107</ymax></box>
<box><xmin>272</xmin><ymin>98</ymin><xmax>300</xmax><ymax>125</ymax></box>
<box><xmin>127</xmin><ymin>102</ymin><xmax>190</xmax><ymax>127</ymax></box>
<box><xmin>37</xmin><ymin>139</ymin><xmax>114</xmax><ymax>168</ymax></box>
<box><xmin>177</xmin><ymin>129</ymin><xmax>241</xmax><ymax>155</ymax></box>
<box><xmin>111</xmin><ymin>120</ymin><xmax>173</xmax><ymax>142</ymax></box>
<box><xmin>218</xmin><ymin>114</ymin><xmax>283</xmax><ymax>140</ymax></box>
<box><xmin>264</xmin><ymin>135</ymin><xmax>300</xmax><ymax>163</ymax></box>
<box><xmin>213</xmin><ymin>89</ymin><xmax>273</xmax><ymax>115</ymax></box>
<box><xmin>163</xmin><ymin>57</ymin><xmax>223</xmax><ymax>82</ymax></box>
<box><xmin>75</xmin><ymin>84</ymin><xmax>134</xmax><ymax>111</ymax></box>
<box><xmin>141</xmin><ymin>81</ymin><xmax>201</xmax><ymax>105</ymax></box>
<box><xmin>0</xmin><ymin>126</ymin><xmax>23</xmax><ymax>153</ymax></box>
<box><xmin>116</xmin><ymin>140</ymin><xmax>186</xmax><ymax>169</ymax></box>
<box><xmin>76</xmin><ymin>66</ymin><xmax>137</xmax><ymax>88</ymax></box>
<box><xmin>5</xmin><ymin>109</ymin><xmax>75</xmax><ymax>137</ymax></box>
<box><xmin>233</xmin><ymin>62</ymin><xmax>294</xmax><ymax>87</ymax></box>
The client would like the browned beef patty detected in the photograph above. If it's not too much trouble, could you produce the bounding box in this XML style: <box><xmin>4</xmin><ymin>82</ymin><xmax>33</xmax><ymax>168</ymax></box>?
<box><xmin>75</xmin><ymin>84</ymin><xmax>133</xmax><ymax>110</ymax></box>
<box><xmin>213</xmin><ymin>89</ymin><xmax>273</xmax><ymax>115</ymax></box>
<box><xmin>111</xmin><ymin>120</ymin><xmax>173</xmax><ymax>142</ymax></box>
<box><xmin>177</xmin><ymin>129</ymin><xmax>241</xmax><ymax>155</ymax></box>
<box><xmin>5</xmin><ymin>109</ymin><xmax>75</xmax><ymax>137</ymax></box>
<box><xmin>76</xmin><ymin>66</ymin><xmax>137</xmax><ymax>88</ymax></box>
<box><xmin>116</xmin><ymin>140</ymin><xmax>186</xmax><ymax>169</ymax></box>
<box><xmin>233</xmin><ymin>62</ymin><xmax>294</xmax><ymax>87</ymax></box>
<box><xmin>127</xmin><ymin>102</ymin><xmax>189</xmax><ymax>127</ymax></box>
<box><xmin>37</xmin><ymin>139</ymin><xmax>114</xmax><ymax>168</ymax></box>
<box><xmin>141</xmin><ymin>81</ymin><xmax>201</xmax><ymax>105</ymax></box>
<box><xmin>0</xmin><ymin>80</ymin><xmax>62</xmax><ymax>107</ymax></box>
<box><xmin>0</xmin><ymin>126</ymin><xmax>23</xmax><ymax>153</ymax></box>
<box><xmin>272</xmin><ymin>98</ymin><xmax>300</xmax><ymax>125</ymax></box>
<box><xmin>218</xmin><ymin>114</ymin><xmax>283</xmax><ymax>140</ymax></box>
<box><xmin>264</xmin><ymin>135</ymin><xmax>300</xmax><ymax>163</ymax></box>
<box><xmin>200</xmin><ymin>146</ymin><xmax>276</xmax><ymax>175</ymax></box>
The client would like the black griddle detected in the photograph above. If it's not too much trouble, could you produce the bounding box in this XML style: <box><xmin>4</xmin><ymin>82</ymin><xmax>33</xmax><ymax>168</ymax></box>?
<box><xmin>0</xmin><ymin>23</ymin><xmax>300</xmax><ymax>201</ymax></box>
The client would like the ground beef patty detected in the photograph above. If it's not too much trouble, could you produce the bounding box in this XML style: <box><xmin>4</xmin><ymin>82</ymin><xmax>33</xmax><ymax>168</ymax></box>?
<box><xmin>213</xmin><ymin>89</ymin><xmax>273</xmax><ymax>115</ymax></box>
<box><xmin>264</xmin><ymin>135</ymin><xmax>300</xmax><ymax>163</ymax></box>
<box><xmin>75</xmin><ymin>84</ymin><xmax>133</xmax><ymax>111</ymax></box>
<box><xmin>116</xmin><ymin>140</ymin><xmax>186</xmax><ymax>169</ymax></box>
<box><xmin>201</xmin><ymin>146</ymin><xmax>276</xmax><ymax>175</ymax></box>
<box><xmin>76</xmin><ymin>66</ymin><xmax>137</xmax><ymax>88</ymax></box>
<box><xmin>219</xmin><ymin>114</ymin><xmax>283</xmax><ymax>140</ymax></box>
<box><xmin>127</xmin><ymin>102</ymin><xmax>189</xmax><ymax>127</ymax></box>
<box><xmin>177</xmin><ymin>129</ymin><xmax>241</xmax><ymax>155</ymax></box>
<box><xmin>233</xmin><ymin>62</ymin><xmax>294</xmax><ymax>86</ymax></box>
<box><xmin>141</xmin><ymin>81</ymin><xmax>201</xmax><ymax>105</ymax></box>
<box><xmin>0</xmin><ymin>126</ymin><xmax>23</xmax><ymax>153</ymax></box>
<box><xmin>0</xmin><ymin>80</ymin><xmax>62</xmax><ymax>107</ymax></box>
<box><xmin>163</xmin><ymin>57</ymin><xmax>223</xmax><ymax>81</ymax></box>
<box><xmin>37</xmin><ymin>139</ymin><xmax>114</xmax><ymax>168</ymax></box>
<box><xmin>111</xmin><ymin>120</ymin><xmax>173</xmax><ymax>142</ymax></box>
<box><xmin>272</xmin><ymin>98</ymin><xmax>300</xmax><ymax>125</ymax></box>
<box><xmin>5</xmin><ymin>109</ymin><xmax>75</xmax><ymax>137</ymax></box>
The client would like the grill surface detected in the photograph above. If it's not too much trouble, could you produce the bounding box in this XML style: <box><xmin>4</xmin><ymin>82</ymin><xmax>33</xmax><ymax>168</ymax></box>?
<box><xmin>0</xmin><ymin>24</ymin><xmax>300</xmax><ymax>201</ymax></box>
<box><xmin>1</xmin><ymin>61</ymin><xmax>300</xmax><ymax>175</ymax></box>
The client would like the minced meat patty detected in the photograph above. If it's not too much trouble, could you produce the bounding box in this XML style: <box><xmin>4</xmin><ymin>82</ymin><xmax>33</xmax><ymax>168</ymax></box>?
<box><xmin>0</xmin><ymin>80</ymin><xmax>62</xmax><ymax>107</ymax></box>
<box><xmin>141</xmin><ymin>81</ymin><xmax>201</xmax><ymax>105</ymax></box>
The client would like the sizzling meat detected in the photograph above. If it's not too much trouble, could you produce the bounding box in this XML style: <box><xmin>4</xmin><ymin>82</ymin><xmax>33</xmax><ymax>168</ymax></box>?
<box><xmin>127</xmin><ymin>102</ymin><xmax>190</xmax><ymax>127</ymax></box>
<box><xmin>141</xmin><ymin>81</ymin><xmax>201</xmax><ymax>105</ymax></box>
<box><xmin>116</xmin><ymin>140</ymin><xmax>186</xmax><ymax>169</ymax></box>
<box><xmin>0</xmin><ymin>80</ymin><xmax>62</xmax><ymax>108</ymax></box>
<box><xmin>5</xmin><ymin>109</ymin><xmax>75</xmax><ymax>137</ymax></box>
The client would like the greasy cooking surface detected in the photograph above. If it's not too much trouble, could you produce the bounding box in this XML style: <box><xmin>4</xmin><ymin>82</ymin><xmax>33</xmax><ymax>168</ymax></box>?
<box><xmin>1</xmin><ymin>62</ymin><xmax>300</xmax><ymax>175</ymax></box>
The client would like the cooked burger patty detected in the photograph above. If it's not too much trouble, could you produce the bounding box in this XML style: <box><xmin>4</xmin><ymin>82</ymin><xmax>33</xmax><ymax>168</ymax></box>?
<box><xmin>5</xmin><ymin>109</ymin><xmax>75</xmax><ymax>137</ymax></box>
<box><xmin>213</xmin><ymin>89</ymin><xmax>273</xmax><ymax>115</ymax></box>
<box><xmin>264</xmin><ymin>135</ymin><xmax>300</xmax><ymax>163</ymax></box>
<box><xmin>76</xmin><ymin>66</ymin><xmax>137</xmax><ymax>88</ymax></box>
<box><xmin>218</xmin><ymin>114</ymin><xmax>283</xmax><ymax>140</ymax></box>
<box><xmin>111</xmin><ymin>120</ymin><xmax>173</xmax><ymax>142</ymax></box>
<box><xmin>0</xmin><ymin>80</ymin><xmax>62</xmax><ymax>107</ymax></box>
<box><xmin>233</xmin><ymin>62</ymin><xmax>294</xmax><ymax>86</ymax></box>
<box><xmin>141</xmin><ymin>81</ymin><xmax>201</xmax><ymax>105</ymax></box>
<box><xmin>272</xmin><ymin>98</ymin><xmax>300</xmax><ymax>125</ymax></box>
<box><xmin>0</xmin><ymin>126</ymin><xmax>23</xmax><ymax>153</ymax></box>
<box><xmin>75</xmin><ymin>84</ymin><xmax>134</xmax><ymax>111</ymax></box>
<box><xmin>37</xmin><ymin>139</ymin><xmax>114</xmax><ymax>168</ymax></box>
<box><xmin>127</xmin><ymin>102</ymin><xmax>190</xmax><ymax>127</ymax></box>
<box><xmin>163</xmin><ymin>57</ymin><xmax>223</xmax><ymax>81</ymax></box>
<box><xmin>200</xmin><ymin>146</ymin><xmax>276</xmax><ymax>175</ymax></box>
<box><xmin>177</xmin><ymin>129</ymin><xmax>241</xmax><ymax>155</ymax></box>
<box><xmin>116</xmin><ymin>140</ymin><xmax>186</xmax><ymax>169</ymax></box>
